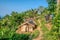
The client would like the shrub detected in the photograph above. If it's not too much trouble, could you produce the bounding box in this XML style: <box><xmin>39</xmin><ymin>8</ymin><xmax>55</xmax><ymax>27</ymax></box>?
<box><xmin>12</xmin><ymin>33</ymin><xmax>30</xmax><ymax>40</ymax></box>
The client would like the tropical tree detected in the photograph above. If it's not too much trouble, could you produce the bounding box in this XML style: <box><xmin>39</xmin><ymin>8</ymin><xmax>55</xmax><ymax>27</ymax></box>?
<box><xmin>47</xmin><ymin>0</ymin><xmax>57</xmax><ymax>13</ymax></box>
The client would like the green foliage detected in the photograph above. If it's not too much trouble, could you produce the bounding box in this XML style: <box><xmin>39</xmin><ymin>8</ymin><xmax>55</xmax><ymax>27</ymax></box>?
<box><xmin>0</xmin><ymin>33</ymin><xmax>30</xmax><ymax>40</ymax></box>
<box><xmin>0</xmin><ymin>9</ymin><xmax>39</xmax><ymax>40</ymax></box>
<box><xmin>52</xmin><ymin>13</ymin><xmax>60</xmax><ymax>39</ymax></box>
<box><xmin>0</xmin><ymin>11</ymin><xmax>24</xmax><ymax>40</ymax></box>
<box><xmin>12</xmin><ymin>33</ymin><xmax>29</xmax><ymax>40</ymax></box>
<box><xmin>47</xmin><ymin>0</ymin><xmax>57</xmax><ymax>12</ymax></box>
<box><xmin>32</xmin><ymin>30</ymin><xmax>40</xmax><ymax>38</ymax></box>
<box><xmin>0</xmin><ymin>27</ymin><xmax>15</xmax><ymax>39</ymax></box>
<box><xmin>41</xmin><ymin>18</ymin><xmax>48</xmax><ymax>32</ymax></box>
<box><xmin>43</xmin><ymin>31</ymin><xmax>58</xmax><ymax>40</ymax></box>
<box><xmin>42</xmin><ymin>0</ymin><xmax>59</xmax><ymax>40</ymax></box>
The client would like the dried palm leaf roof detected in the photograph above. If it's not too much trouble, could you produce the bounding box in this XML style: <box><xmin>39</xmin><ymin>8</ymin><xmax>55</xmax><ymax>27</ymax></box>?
<box><xmin>18</xmin><ymin>19</ymin><xmax>36</xmax><ymax>28</ymax></box>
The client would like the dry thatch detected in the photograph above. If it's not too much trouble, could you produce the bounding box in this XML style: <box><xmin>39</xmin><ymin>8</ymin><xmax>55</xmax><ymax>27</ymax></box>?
<box><xmin>16</xmin><ymin>18</ymin><xmax>37</xmax><ymax>34</ymax></box>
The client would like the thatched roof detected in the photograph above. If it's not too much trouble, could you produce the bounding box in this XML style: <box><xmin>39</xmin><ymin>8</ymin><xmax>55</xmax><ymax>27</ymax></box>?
<box><xmin>18</xmin><ymin>19</ymin><xmax>36</xmax><ymax>28</ymax></box>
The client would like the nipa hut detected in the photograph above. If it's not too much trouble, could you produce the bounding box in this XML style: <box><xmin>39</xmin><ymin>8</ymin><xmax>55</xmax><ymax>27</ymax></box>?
<box><xmin>16</xmin><ymin>18</ymin><xmax>37</xmax><ymax>34</ymax></box>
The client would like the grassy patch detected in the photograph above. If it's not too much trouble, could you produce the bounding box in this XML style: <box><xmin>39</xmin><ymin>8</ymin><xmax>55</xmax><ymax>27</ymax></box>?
<box><xmin>32</xmin><ymin>30</ymin><xmax>40</xmax><ymax>38</ymax></box>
